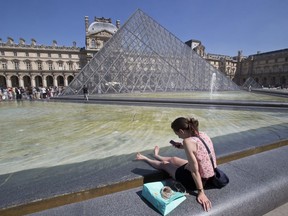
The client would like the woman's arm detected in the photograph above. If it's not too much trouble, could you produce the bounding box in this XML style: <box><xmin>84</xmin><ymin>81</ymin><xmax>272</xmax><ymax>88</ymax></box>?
<box><xmin>183</xmin><ymin>138</ymin><xmax>212</xmax><ymax>212</ymax></box>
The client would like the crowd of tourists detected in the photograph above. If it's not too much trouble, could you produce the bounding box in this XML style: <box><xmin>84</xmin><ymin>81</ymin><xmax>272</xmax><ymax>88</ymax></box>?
<box><xmin>0</xmin><ymin>86</ymin><xmax>64</xmax><ymax>101</ymax></box>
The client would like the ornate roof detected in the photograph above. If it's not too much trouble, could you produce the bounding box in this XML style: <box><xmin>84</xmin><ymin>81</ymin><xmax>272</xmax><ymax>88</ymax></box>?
<box><xmin>87</xmin><ymin>21</ymin><xmax>118</xmax><ymax>36</ymax></box>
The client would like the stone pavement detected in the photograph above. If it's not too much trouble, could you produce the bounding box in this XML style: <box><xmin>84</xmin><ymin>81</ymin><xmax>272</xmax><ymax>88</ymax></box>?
<box><xmin>264</xmin><ymin>202</ymin><xmax>288</xmax><ymax>216</ymax></box>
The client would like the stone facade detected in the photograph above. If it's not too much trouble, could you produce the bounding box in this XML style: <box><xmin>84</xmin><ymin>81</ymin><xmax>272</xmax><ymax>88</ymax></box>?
<box><xmin>185</xmin><ymin>39</ymin><xmax>238</xmax><ymax>80</ymax></box>
<box><xmin>0</xmin><ymin>15</ymin><xmax>286</xmax><ymax>90</ymax></box>
<box><xmin>205</xmin><ymin>53</ymin><xmax>237</xmax><ymax>80</ymax></box>
<box><xmin>85</xmin><ymin>16</ymin><xmax>120</xmax><ymax>62</ymax></box>
<box><xmin>0</xmin><ymin>38</ymin><xmax>84</xmax><ymax>88</ymax></box>
<box><xmin>0</xmin><ymin>17</ymin><xmax>119</xmax><ymax>89</ymax></box>
<box><xmin>234</xmin><ymin>49</ymin><xmax>288</xmax><ymax>88</ymax></box>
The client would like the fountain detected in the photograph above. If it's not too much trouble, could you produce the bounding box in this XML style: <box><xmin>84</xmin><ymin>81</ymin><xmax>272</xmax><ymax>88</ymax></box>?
<box><xmin>1</xmin><ymin>92</ymin><xmax>288</xmax><ymax>175</ymax></box>
<box><xmin>210</xmin><ymin>72</ymin><xmax>217</xmax><ymax>95</ymax></box>
<box><xmin>1</xmin><ymin>92</ymin><xmax>288</xmax><ymax>214</ymax></box>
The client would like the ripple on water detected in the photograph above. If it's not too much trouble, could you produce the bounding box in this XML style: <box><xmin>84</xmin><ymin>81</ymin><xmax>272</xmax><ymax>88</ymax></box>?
<box><xmin>0</xmin><ymin>100</ymin><xmax>288</xmax><ymax>175</ymax></box>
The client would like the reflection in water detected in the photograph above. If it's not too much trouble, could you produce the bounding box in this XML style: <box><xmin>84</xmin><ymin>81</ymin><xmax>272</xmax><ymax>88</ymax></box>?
<box><xmin>1</xmin><ymin>97</ymin><xmax>287</xmax><ymax>175</ymax></box>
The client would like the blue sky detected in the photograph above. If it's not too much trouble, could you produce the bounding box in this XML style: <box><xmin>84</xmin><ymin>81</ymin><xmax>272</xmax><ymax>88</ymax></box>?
<box><xmin>1</xmin><ymin>0</ymin><xmax>287</xmax><ymax>56</ymax></box>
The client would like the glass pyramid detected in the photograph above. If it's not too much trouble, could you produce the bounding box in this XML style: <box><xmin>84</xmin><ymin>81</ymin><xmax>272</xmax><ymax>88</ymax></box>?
<box><xmin>63</xmin><ymin>9</ymin><xmax>239</xmax><ymax>95</ymax></box>
<box><xmin>242</xmin><ymin>77</ymin><xmax>261</xmax><ymax>88</ymax></box>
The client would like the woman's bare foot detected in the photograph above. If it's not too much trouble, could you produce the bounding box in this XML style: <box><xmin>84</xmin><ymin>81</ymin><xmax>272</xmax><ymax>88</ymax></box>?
<box><xmin>136</xmin><ymin>152</ymin><xmax>148</xmax><ymax>161</ymax></box>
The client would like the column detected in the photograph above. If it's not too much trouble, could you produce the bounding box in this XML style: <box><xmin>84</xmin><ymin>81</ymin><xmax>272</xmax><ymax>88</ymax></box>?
<box><xmin>31</xmin><ymin>75</ymin><xmax>36</xmax><ymax>87</ymax></box>
<box><xmin>19</xmin><ymin>74</ymin><xmax>24</xmax><ymax>87</ymax></box>
<box><xmin>6</xmin><ymin>75</ymin><xmax>12</xmax><ymax>87</ymax></box>
<box><xmin>53</xmin><ymin>75</ymin><xmax>58</xmax><ymax>87</ymax></box>
<box><xmin>64</xmin><ymin>75</ymin><xmax>68</xmax><ymax>87</ymax></box>
<box><xmin>43</xmin><ymin>75</ymin><xmax>47</xmax><ymax>87</ymax></box>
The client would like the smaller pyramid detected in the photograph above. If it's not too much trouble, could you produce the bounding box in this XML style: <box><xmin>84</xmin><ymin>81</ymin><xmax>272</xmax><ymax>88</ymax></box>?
<box><xmin>64</xmin><ymin>9</ymin><xmax>239</xmax><ymax>95</ymax></box>
<box><xmin>242</xmin><ymin>77</ymin><xmax>261</xmax><ymax>89</ymax></box>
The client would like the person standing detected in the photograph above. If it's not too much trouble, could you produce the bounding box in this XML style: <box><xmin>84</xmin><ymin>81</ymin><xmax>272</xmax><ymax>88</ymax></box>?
<box><xmin>15</xmin><ymin>87</ymin><xmax>22</xmax><ymax>100</ymax></box>
<box><xmin>83</xmin><ymin>85</ymin><xmax>89</xmax><ymax>101</ymax></box>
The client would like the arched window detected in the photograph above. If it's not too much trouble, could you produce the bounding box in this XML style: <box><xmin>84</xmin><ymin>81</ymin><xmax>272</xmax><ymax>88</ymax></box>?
<box><xmin>271</xmin><ymin>77</ymin><xmax>276</xmax><ymax>86</ymax></box>
<box><xmin>23</xmin><ymin>75</ymin><xmax>31</xmax><ymax>87</ymax></box>
<box><xmin>280</xmin><ymin>76</ymin><xmax>286</xmax><ymax>86</ymax></box>
<box><xmin>11</xmin><ymin>75</ymin><xmax>19</xmax><ymax>87</ymax></box>
<box><xmin>0</xmin><ymin>75</ymin><xmax>7</xmax><ymax>88</ymax></box>
<box><xmin>35</xmin><ymin>75</ymin><xmax>43</xmax><ymax>87</ymax></box>
<box><xmin>57</xmin><ymin>75</ymin><xmax>64</xmax><ymax>86</ymax></box>
<box><xmin>46</xmin><ymin>75</ymin><xmax>54</xmax><ymax>87</ymax></box>
<box><xmin>263</xmin><ymin>77</ymin><xmax>267</xmax><ymax>86</ymax></box>
<box><xmin>67</xmin><ymin>75</ymin><xmax>74</xmax><ymax>85</ymax></box>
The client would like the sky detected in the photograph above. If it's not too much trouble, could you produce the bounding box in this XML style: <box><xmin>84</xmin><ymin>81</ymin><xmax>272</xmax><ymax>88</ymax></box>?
<box><xmin>1</xmin><ymin>0</ymin><xmax>287</xmax><ymax>57</ymax></box>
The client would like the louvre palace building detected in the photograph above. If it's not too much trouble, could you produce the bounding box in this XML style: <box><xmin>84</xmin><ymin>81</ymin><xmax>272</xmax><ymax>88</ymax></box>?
<box><xmin>0</xmin><ymin>15</ymin><xmax>287</xmax><ymax>90</ymax></box>
<box><xmin>0</xmin><ymin>17</ymin><xmax>120</xmax><ymax>90</ymax></box>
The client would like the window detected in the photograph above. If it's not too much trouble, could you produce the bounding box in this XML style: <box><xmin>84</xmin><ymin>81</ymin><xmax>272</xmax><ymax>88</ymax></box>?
<box><xmin>14</xmin><ymin>52</ymin><xmax>17</xmax><ymax>56</ymax></box>
<box><xmin>48</xmin><ymin>62</ymin><xmax>53</xmax><ymax>70</ymax></box>
<box><xmin>91</xmin><ymin>39</ymin><xmax>96</xmax><ymax>47</ymax></box>
<box><xmin>68</xmin><ymin>62</ymin><xmax>72</xmax><ymax>70</ymax></box>
<box><xmin>14</xmin><ymin>61</ymin><xmax>19</xmax><ymax>70</ymax></box>
<box><xmin>26</xmin><ymin>52</ymin><xmax>29</xmax><ymax>57</ymax></box>
<box><xmin>37</xmin><ymin>53</ymin><xmax>41</xmax><ymax>57</ymax></box>
<box><xmin>1</xmin><ymin>51</ymin><xmax>4</xmax><ymax>56</ymax></box>
<box><xmin>38</xmin><ymin>62</ymin><xmax>42</xmax><ymax>70</ymax></box>
<box><xmin>26</xmin><ymin>62</ymin><xmax>31</xmax><ymax>70</ymax></box>
<box><xmin>58</xmin><ymin>62</ymin><xmax>63</xmax><ymax>70</ymax></box>
<box><xmin>59</xmin><ymin>53</ymin><xmax>62</xmax><ymax>58</ymax></box>
<box><xmin>48</xmin><ymin>53</ymin><xmax>51</xmax><ymax>57</ymax></box>
<box><xmin>2</xmin><ymin>62</ymin><xmax>7</xmax><ymax>69</ymax></box>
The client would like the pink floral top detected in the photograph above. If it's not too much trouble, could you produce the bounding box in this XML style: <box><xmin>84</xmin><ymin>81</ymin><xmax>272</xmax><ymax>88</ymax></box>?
<box><xmin>192</xmin><ymin>132</ymin><xmax>217</xmax><ymax>179</ymax></box>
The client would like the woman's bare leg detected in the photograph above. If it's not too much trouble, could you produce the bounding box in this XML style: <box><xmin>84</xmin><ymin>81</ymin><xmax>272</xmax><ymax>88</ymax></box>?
<box><xmin>154</xmin><ymin>146</ymin><xmax>188</xmax><ymax>167</ymax></box>
<box><xmin>136</xmin><ymin>152</ymin><xmax>178</xmax><ymax>178</ymax></box>
<box><xmin>136</xmin><ymin>152</ymin><xmax>164</xmax><ymax>170</ymax></box>
<box><xmin>153</xmin><ymin>146</ymin><xmax>172</xmax><ymax>161</ymax></box>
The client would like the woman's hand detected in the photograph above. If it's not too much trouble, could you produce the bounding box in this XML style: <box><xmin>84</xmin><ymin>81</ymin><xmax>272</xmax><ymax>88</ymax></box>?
<box><xmin>197</xmin><ymin>191</ymin><xmax>212</xmax><ymax>211</ymax></box>
<box><xmin>173</xmin><ymin>142</ymin><xmax>183</xmax><ymax>149</ymax></box>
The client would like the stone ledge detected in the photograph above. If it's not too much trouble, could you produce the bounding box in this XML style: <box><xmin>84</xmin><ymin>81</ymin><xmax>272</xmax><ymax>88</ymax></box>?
<box><xmin>1</xmin><ymin>141</ymin><xmax>287</xmax><ymax>216</ymax></box>
<box><xmin>27</xmin><ymin>146</ymin><xmax>288</xmax><ymax>216</ymax></box>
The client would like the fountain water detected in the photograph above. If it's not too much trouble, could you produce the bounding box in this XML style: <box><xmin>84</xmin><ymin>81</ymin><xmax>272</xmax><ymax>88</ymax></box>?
<box><xmin>1</xmin><ymin>94</ymin><xmax>288</xmax><ymax>175</ymax></box>
<box><xmin>210</xmin><ymin>72</ymin><xmax>217</xmax><ymax>95</ymax></box>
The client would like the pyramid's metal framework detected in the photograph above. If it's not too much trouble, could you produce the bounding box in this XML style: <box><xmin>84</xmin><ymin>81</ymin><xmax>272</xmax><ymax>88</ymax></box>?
<box><xmin>64</xmin><ymin>9</ymin><xmax>239</xmax><ymax>95</ymax></box>
<box><xmin>242</xmin><ymin>77</ymin><xmax>261</xmax><ymax>88</ymax></box>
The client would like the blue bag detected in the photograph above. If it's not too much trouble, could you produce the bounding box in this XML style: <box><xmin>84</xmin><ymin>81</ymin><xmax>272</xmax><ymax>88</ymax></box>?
<box><xmin>142</xmin><ymin>181</ymin><xmax>186</xmax><ymax>215</ymax></box>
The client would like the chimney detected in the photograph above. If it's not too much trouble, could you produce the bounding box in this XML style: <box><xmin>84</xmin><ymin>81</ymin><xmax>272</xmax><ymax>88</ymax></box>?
<box><xmin>7</xmin><ymin>37</ymin><xmax>14</xmax><ymax>45</ymax></box>
<box><xmin>19</xmin><ymin>38</ymin><xmax>25</xmax><ymax>45</ymax></box>
<box><xmin>116</xmin><ymin>20</ymin><xmax>120</xmax><ymax>29</ymax></box>
<box><xmin>31</xmin><ymin>38</ymin><xmax>37</xmax><ymax>46</ymax></box>
<box><xmin>85</xmin><ymin>16</ymin><xmax>89</xmax><ymax>33</ymax></box>
<box><xmin>52</xmin><ymin>40</ymin><xmax>57</xmax><ymax>47</ymax></box>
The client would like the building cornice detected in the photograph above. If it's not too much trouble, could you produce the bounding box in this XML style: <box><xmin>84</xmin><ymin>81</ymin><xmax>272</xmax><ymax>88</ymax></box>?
<box><xmin>0</xmin><ymin>43</ymin><xmax>81</xmax><ymax>52</ymax></box>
